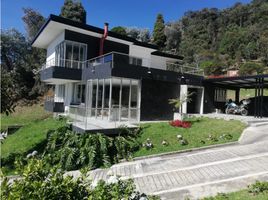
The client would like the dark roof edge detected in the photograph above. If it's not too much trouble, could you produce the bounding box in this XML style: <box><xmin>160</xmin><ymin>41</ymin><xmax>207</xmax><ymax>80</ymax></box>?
<box><xmin>31</xmin><ymin>14</ymin><xmax>158</xmax><ymax>50</ymax></box>
<box><xmin>151</xmin><ymin>51</ymin><xmax>184</xmax><ymax>60</ymax></box>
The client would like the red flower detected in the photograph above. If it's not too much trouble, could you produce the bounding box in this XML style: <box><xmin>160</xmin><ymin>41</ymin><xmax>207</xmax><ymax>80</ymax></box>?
<box><xmin>169</xmin><ymin>120</ymin><xmax>191</xmax><ymax>128</ymax></box>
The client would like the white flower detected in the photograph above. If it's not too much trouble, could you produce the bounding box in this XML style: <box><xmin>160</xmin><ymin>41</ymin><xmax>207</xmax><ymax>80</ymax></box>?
<box><xmin>31</xmin><ymin>151</ymin><xmax>38</xmax><ymax>156</ymax></box>
<box><xmin>177</xmin><ymin>135</ymin><xmax>183</xmax><ymax>140</ymax></box>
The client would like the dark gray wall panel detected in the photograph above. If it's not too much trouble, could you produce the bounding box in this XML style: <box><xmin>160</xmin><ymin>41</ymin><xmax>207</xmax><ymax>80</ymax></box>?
<box><xmin>140</xmin><ymin>79</ymin><xmax>180</xmax><ymax>121</ymax></box>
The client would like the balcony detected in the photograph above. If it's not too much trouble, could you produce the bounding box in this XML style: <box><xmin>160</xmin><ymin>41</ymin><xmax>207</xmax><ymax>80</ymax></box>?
<box><xmin>44</xmin><ymin>97</ymin><xmax>65</xmax><ymax>113</ymax></box>
<box><xmin>40</xmin><ymin>58</ymin><xmax>82</xmax><ymax>83</ymax></box>
<box><xmin>82</xmin><ymin>52</ymin><xmax>204</xmax><ymax>82</ymax></box>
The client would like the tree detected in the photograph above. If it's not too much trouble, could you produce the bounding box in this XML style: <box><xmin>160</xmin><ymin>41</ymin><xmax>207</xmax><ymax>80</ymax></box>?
<box><xmin>60</xmin><ymin>0</ymin><xmax>86</xmax><ymax>23</ymax></box>
<box><xmin>1</xmin><ymin>69</ymin><xmax>17</xmax><ymax>114</ymax></box>
<box><xmin>152</xmin><ymin>14</ymin><xmax>166</xmax><ymax>49</ymax></box>
<box><xmin>111</xmin><ymin>26</ymin><xmax>127</xmax><ymax>36</ymax></box>
<box><xmin>22</xmin><ymin>8</ymin><xmax>47</xmax><ymax>98</ymax></box>
<box><xmin>200</xmin><ymin>60</ymin><xmax>225</xmax><ymax>76</ymax></box>
<box><xmin>137</xmin><ymin>28</ymin><xmax>150</xmax><ymax>42</ymax></box>
<box><xmin>164</xmin><ymin>21</ymin><xmax>182</xmax><ymax>53</ymax></box>
<box><xmin>238</xmin><ymin>62</ymin><xmax>265</xmax><ymax>75</ymax></box>
<box><xmin>22</xmin><ymin>8</ymin><xmax>45</xmax><ymax>41</ymax></box>
<box><xmin>125</xmin><ymin>27</ymin><xmax>151</xmax><ymax>42</ymax></box>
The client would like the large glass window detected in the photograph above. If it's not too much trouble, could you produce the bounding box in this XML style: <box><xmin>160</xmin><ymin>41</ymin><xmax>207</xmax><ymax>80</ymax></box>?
<box><xmin>55</xmin><ymin>41</ymin><xmax>87</xmax><ymax>69</ymax></box>
<box><xmin>85</xmin><ymin>78</ymin><xmax>140</xmax><ymax>122</ymax></box>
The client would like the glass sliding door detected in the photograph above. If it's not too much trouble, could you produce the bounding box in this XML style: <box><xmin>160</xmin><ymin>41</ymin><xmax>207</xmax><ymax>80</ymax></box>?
<box><xmin>129</xmin><ymin>80</ymin><xmax>140</xmax><ymax>121</ymax></box>
<box><xmin>121</xmin><ymin>79</ymin><xmax>130</xmax><ymax>121</ymax></box>
<box><xmin>84</xmin><ymin>77</ymin><xmax>140</xmax><ymax>122</ymax></box>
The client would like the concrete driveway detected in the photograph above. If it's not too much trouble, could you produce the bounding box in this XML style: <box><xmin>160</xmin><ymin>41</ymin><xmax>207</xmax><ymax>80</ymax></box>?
<box><xmin>88</xmin><ymin>124</ymin><xmax>268</xmax><ymax>199</ymax></box>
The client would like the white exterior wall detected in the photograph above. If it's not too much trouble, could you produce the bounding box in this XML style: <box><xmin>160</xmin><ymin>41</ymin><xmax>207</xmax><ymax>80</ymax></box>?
<box><xmin>129</xmin><ymin>45</ymin><xmax>154</xmax><ymax>67</ymax></box>
<box><xmin>46</xmin><ymin>31</ymin><xmax>65</xmax><ymax>64</ymax></box>
<box><xmin>150</xmin><ymin>55</ymin><xmax>181</xmax><ymax>70</ymax></box>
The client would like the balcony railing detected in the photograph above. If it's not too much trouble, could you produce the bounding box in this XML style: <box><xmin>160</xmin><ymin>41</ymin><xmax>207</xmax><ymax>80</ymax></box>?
<box><xmin>42</xmin><ymin>52</ymin><xmax>204</xmax><ymax>76</ymax></box>
<box><xmin>83</xmin><ymin>52</ymin><xmax>204</xmax><ymax>76</ymax></box>
<box><xmin>42</xmin><ymin>57</ymin><xmax>85</xmax><ymax>70</ymax></box>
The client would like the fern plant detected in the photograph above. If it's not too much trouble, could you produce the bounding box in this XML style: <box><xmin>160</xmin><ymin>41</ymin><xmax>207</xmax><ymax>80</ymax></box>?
<box><xmin>43</xmin><ymin>126</ymin><xmax>142</xmax><ymax>171</ymax></box>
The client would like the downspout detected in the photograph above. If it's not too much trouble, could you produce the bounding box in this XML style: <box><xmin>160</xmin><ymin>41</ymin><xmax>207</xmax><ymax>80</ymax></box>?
<box><xmin>99</xmin><ymin>22</ymin><xmax>109</xmax><ymax>56</ymax></box>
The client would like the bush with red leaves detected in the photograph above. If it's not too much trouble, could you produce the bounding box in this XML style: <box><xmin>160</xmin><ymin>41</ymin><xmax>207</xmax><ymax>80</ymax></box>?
<box><xmin>169</xmin><ymin>120</ymin><xmax>191</xmax><ymax>128</ymax></box>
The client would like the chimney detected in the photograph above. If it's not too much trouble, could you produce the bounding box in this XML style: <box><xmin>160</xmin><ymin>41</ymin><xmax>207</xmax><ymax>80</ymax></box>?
<box><xmin>99</xmin><ymin>22</ymin><xmax>109</xmax><ymax>56</ymax></box>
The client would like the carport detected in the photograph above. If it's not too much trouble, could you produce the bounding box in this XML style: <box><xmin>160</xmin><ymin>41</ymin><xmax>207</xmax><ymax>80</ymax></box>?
<box><xmin>204</xmin><ymin>74</ymin><xmax>268</xmax><ymax>118</ymax></box>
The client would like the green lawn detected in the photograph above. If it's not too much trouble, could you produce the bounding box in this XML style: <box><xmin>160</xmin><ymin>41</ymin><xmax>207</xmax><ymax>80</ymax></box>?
<box><xmin>203</xmin><ymin>181</ymin><xmax>268</xmax><ymax>200</ymax></box>
<box><xmin>1</xmin><ymin>103</ymin><xmax>51</xmax><ymax>130</ymax></box>
<box><xmin>133</xmin><ymin>117</ymin><xmax>246</xmax><ymax>157</ymax></box>
<box><xmin>203</xmin><ymin>190</ymin><xmax>268</xmax><ymax>200</ymax></box>
<box><xmin>227</xmin><ymin>89</ymin><xmax>268</xmax><ymax>100</ymax></box>
<box><xmin>1</xmin><ymin>118</ymin><xmax>66</xmax><ymax>160</ymax></box>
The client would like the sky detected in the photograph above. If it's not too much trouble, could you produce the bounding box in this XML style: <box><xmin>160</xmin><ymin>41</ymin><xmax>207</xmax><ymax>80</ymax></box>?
<box><xmin>1</xmin><ymin>0</ymin><xmax>252</xmax><ymax>34</ymax></box>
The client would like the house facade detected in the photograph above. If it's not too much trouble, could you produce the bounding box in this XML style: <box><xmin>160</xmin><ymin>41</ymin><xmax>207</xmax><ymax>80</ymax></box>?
<box><xmin>32</xmin><ymin>15</ymin><xmax>268</xmax><ymax>132</ymax></box>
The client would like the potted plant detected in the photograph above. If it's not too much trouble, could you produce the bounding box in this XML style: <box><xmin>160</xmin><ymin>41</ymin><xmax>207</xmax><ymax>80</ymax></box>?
<box><xmin>168</xmin><ymin>92</ymin><xmax>193</xmax><ymax>121</ymax></box>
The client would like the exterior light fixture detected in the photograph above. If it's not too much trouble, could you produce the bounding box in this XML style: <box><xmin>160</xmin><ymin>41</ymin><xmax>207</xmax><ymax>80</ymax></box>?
<box><xmin>147</xmin><ymin>68</ymin><xmax>152</xmax><ymax>74</ymax></box>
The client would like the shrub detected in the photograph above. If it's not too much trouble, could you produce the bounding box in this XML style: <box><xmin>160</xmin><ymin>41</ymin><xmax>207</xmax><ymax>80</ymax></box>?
<box><xmin>169</xmin><ymin>120</ymin><xmax>192</xmax><ymax>128</ymax></box>
<box><xmin>248</xmin><ymin>181</ymin><xmax>268</xmax><ymax>195</ymax></box>
<box><xmin>43</xmin><ymin>126</ymin><xmax>142</xmax><ymax>171</ymax></box>
<box><xmin>200</xmin><ymin>60</ymin><xmax>225</xmax><ymax>76</ymax></box>
<box><xmin>238</xmin><ymin>62</ymin><xmax>265</xmax><ymax>76</ymax></box>
<box><xmin>1</xmin><ymin>158</ymin><xmax>159</xmax><ymax>200</ymax></box>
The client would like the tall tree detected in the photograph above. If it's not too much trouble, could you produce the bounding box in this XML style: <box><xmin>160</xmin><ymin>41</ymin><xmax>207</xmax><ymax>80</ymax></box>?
<box><xmin>22</xmin><ymin>8</ymin><xmax>47</xmax><ymax>98</ymax></box>
<box><xmin>152</xmin><ymin>14</ymin><xmax>166</xmax><ymax>49</ymax></box>
<box><xmin>1</xmin><ymin>68</ymin><xmax>17</xmax><ymax>115</ymax></box>
<box><xmin>111</xmin><ymin>26</ymin><xmax>127</xmax><ymax>36</ymax></box>
<box><xmin>164</xmin><ymin>21</ymin><xmax>182</xmax><ymax>53</ymax></box>
<box><xmin>60</xmin><ymin>0</ymin><xmax>86</xmax><ymax>23</ymax></box>
<box><xmin>22</xmin><ymin>8</ymin><xmax>45</xmax><ymax>41</ymax></box>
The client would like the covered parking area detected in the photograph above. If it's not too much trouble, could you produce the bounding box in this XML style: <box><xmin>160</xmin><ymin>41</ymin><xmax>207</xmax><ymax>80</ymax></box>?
<box><xmin>203</xmin><ymin>74</ymin><xmax>268</xmax><ymax>118</ymax></box>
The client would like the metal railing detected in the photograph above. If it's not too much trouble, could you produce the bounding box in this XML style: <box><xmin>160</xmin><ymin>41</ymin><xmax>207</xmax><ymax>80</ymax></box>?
<box><xmin>41</xmin><ymin>52</ymin><xmax>204</xmax><ymax>76</ymax></box>
<box><xmin>68</xmin><ymin>105</ymin><xmax>140</xmax><ymax>130</ymax></box>
<box><xmin>41</xmin><ymin>57</ymin><xmax>85</xmax><ymax>70</ymax></box>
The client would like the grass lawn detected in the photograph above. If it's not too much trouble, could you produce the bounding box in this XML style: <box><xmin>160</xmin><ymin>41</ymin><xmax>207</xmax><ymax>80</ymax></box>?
<box><xmin>133</xmin><ymin>117</ymin><xmax>246</xmax><ymax>157</ymax></box>
<box><xmin>227</xmin><ymin>88</ymin><xmax>268</xmax><ymax>100</ymax></box>
<box><xmin>203</xmin><ymin>190</ymin><xmax>268</xmax><ymax>200</ymax></box>
<box><xmin>1</xmin><ymin>103</ymin><xmax>51</xmax><ymax>130</ymax></box>
<box><xmin>1</xmin><ymin>118</ymin><xmax>66</xmax><ymax>160</ymax></box>
<box><xmin>203</xmin><ymin>181</ymin><xmax>268</xmax><ymax>200</ymax></box>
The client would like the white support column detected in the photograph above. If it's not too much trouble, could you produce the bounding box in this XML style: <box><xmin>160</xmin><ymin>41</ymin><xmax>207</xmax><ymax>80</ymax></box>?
<box><xmin>180</xmin><ymin>85</ymin><xmax>188</xmax><ymax>114</ymax></box>
<box><xmin>200</xmin><ymin>87</ymin><xmax>204</xmax><ymax>114</ymax></box>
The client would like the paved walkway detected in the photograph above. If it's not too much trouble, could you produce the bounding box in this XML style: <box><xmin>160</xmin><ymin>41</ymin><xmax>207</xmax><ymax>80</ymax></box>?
<box><xmin>87</xmin><ymin>124</ymin><xmax>268</xmax><ymax>200</ymax></box>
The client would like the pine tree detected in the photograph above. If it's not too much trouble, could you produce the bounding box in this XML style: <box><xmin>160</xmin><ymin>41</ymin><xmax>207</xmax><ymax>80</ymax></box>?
<box><xmin>60</xmin><ymin>0</ymin><xmax>86</xmax><ymax>23</ymax></box>
<box><xmin>152</xmin><ymin>14</ymin><xmax>166</xmax><ymax>49</ymax></box>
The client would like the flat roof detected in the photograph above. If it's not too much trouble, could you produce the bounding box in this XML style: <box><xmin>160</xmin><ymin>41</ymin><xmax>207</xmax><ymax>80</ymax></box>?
<box><xmin>204</xmin><ymin>74</ymin><xmax>268</xmax><ymax>89</ymax></box>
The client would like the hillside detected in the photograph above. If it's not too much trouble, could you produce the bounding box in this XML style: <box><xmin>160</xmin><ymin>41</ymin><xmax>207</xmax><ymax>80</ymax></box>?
<box><xmin>165</xmin><ymin>0</ymin><xmax>268</xmax><ymax>75</ymax></box>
